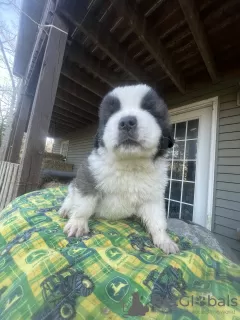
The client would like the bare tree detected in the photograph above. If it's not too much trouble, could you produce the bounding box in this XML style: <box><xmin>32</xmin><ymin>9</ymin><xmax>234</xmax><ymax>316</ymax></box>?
<box><xmin>0</xmin><ymin>1</ymin><xmax>20</xmax><ymax>160</ymax></box>
<box><xmin>0</xmin><ymin>84</ymin><xmax>13</xmax><ymax>146</ymax></box>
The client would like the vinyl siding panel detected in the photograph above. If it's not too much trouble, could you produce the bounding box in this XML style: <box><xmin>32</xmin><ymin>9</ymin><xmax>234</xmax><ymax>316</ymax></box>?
<box><xmin>214</xmin><ymin>90</ymin><xmax>240</xmax><ymax>258</ymax></box>
<box><xmin>214</xmin><ymin>207</ymin><xmax>240</xmax><ymax>221</ymax></box>
<box><xmin>216</xmin><ymin>182</ymin><xmax>240</xmax><ymax>193</ymax></box>
<box><xmin>219</xmin><ymin>123</ymin><xmax>240</xmax><ymax>134</ymax></box>
<box><xmin>218</xmin><ymin>149</ymin><xmax>240</xmax><ymax>157</ymax></box>
<box><xmin>216</xmin><ymin>190</ymin><xmax>240</xmax><ymax>203</ymax></box>
<box><xmin>65</xmin><ymin>125</ymin><xmax>97</xmax><ymax>172</ymax></box>
<box><xmin>219</xmin><ymin>131</ymin><xmax>240</xmax><ymax>141</ymax></box>
<box><xmin>218</xmin><ymin>158</ymin><xmax>240</xmax><ymax>166</ymax></box>
<box><xmin>218</xmin><ymin>140</ymin><xmax>240</xmax><ymax>149</ymax></box>
<box><xmin>219</xmin><ymin>107</ymin><xmax>240</xmax><ymax>118</ymax></box>
<box><xmin>215</xmin><ymin>198</ymin><xmax>240</xmax><ymax>211</ymax></box>
<box><xmin>52</xmin><ymin>138</ymin><xmax>62</xmax><ymax>154</ymax></box>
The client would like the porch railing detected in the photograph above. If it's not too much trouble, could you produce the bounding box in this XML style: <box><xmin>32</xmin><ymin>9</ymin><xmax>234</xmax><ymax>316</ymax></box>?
<box><xmin>0</xmin><ymin>161</ymin><xmax>19</xmax><ymax>211</ymax></box>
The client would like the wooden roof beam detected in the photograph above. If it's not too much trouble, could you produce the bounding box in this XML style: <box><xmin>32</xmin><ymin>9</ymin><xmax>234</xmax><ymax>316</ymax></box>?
<box><xmin>48</xmin><ymin>130</ymin><xmax>69</xmax><ymax>138</ymax></box>
<box><xmin>51</xmin><ymin>117</ymin><xmax>76</xmax><ymax>129</ymax></box>
<box><xmin>52</xmin><ymin>111</ymin><xmax>85</xmax><ymax>128</ymax></box>
<box><xmin>58</xmin><ymin>0</ymin><xmax>152</xmax><ymax>83</ymax></box>
<box><xmin>55</xmin><ymin>98</ymin><xmax>98</xmax><ymax>122</ymax></box>
<box><xmin>56</xmin><ymin>88</ymin><xmax>98</xmax><ymax>117</ymax></box>
<box><xmin>178</xmin><ymin>0</ymin><xmax>218</xmax><ymax>82</ymax></box>
<box><xmin>68</xmin><ymin>44</ymin><xmax>120</xmax><ymax>88</ymax></box>
<box><xmin>49</xmin><ymin>124</ymin><xmax>70</xmax><ymax>133</ymax></box>
<box><xmin>58</xmin><ymin>76</ymin><xmax>100</xmax><ymax>107</ymax></box>
<box><xmin>61</xmin><ymin>60</ymin><xmax>108</xmax><ymax>97</ymax></box>
<box><xmin>111</xmin><ymin>0</ymin><xmax>185</xmax><ymax>93</ymax></box>
<box><xmin>53</xmin><ymin>106</ymin><xmax>92</xmax><ymax>126</ymax></box>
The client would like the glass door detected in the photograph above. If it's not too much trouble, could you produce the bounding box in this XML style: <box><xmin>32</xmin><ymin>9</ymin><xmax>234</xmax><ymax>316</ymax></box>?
<box><xmin>165</xmin><ymin>105</ymin><xmax>214</xmax><ymax>227</ymax></box>
<box><xmin>165</xmin><ymin>119</ymin><xmax>198</xmax><ymax>222</ymax></box>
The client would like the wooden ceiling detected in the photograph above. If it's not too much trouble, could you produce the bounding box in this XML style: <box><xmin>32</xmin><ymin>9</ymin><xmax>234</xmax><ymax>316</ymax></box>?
<box><xmin>48</xmin><ymin>0</ymin><xmax>240</xmax><ymax>137</ymax></box>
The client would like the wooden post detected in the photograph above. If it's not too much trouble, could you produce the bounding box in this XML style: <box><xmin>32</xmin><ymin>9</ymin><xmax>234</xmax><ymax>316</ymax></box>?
<box><xmin>16</xmin><ymin>14</ymin><xmax>68</xmax><ymax>196</ymax></box>
<box><xmin>7</xmin><ymin>93</ymin><xmax>33</xmax><ymax>163</ymax></box>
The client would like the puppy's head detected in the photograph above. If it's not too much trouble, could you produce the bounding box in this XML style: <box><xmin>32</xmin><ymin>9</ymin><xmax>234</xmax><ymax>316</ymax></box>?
<box><xmin>95</xmin><ymin>84</ymin><xmax>174</xmax><ymax>158</ymax></box>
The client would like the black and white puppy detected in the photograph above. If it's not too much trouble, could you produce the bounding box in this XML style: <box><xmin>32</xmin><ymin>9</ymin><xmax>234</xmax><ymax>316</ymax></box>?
<box><xmin>59</xmin><ymin>84</ymin><xmax>179</xmax><ymax>254</ymax></box>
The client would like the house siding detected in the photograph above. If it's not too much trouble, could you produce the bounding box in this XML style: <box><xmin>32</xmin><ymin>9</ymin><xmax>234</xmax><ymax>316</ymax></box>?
<box><xmin>214</xmin><ymin>91</ymin><xmax>240</xmax><ymax>258</ymax></box>
<box><xmin>52</xmin><ymin>138</ymin><xmax>62</xmax><ymax>154</ymax></box>
<box><xmin>56</xmin><ymin>85</ymin><xmax>240</xmax><ymax>258</ymax></box>
<box><xmin>63</xmin><ymin>125</ymin><xmax>97</xmax><ymax>172</ymax></box>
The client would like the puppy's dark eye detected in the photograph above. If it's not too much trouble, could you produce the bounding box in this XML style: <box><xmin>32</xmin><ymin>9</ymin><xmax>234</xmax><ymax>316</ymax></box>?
<box><xmin>142</xmin><ymin>99</ymin><xmax>156</xmax><ymax>112</ymax></box>
<box><xmin>99</xmin><ymin>94</ymin><xmax>121</xmax><ymax>125</ymax></box>
<box><xmin>107</xmin><ymin>96</ymin><xmax>120</xmax><ymax>114</ymax></box>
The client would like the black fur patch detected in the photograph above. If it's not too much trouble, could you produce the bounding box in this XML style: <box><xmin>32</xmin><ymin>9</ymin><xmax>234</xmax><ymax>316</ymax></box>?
<box><xmin>141</xmin><ymin>89</ymin><xmax>174</xmax><ymax>158</ymax></box>
<box><xmin>73</xmin><ymin>160</ymin><xmax>97</xmax><ymax>196</ymax></box>
<box><xmin>94</xmin><ymin>94</ymin><xmax>121</xmax><ymax>148</ymax></box>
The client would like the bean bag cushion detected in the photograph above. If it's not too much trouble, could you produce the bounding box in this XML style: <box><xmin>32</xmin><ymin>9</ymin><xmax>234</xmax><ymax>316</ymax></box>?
<box><xmin>0</xmin><ymin>187</ymin><xmax>239</xmax><ymax>319</ymax></box>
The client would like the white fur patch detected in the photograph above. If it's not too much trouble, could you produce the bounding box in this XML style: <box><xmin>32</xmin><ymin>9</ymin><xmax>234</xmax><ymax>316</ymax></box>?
<box><xmin>111</xmin><ymin>84</ymin><xmax>151</xmax><ymax>110</ymax></box>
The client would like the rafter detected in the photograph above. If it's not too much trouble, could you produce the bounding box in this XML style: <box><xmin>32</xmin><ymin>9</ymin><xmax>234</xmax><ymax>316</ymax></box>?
<box><xmin>53</xmin><ymin>106</ymin><xmax>91</xmax><ymax>125</ymax></box>
<box><xmin>49</xmin><ymin>124</ymin><xmax>70</xmax><ymax>133</ymax></box>
<box><xmin>51</xmin><ymin>117</ymin><xmax>76</xmax><ymax>129</ymax></box>
<box><xmin>56</xmin><ymin>88</ymin><xmax>98</xmax><ymax>117</ymax></box>
<box><xmin>49</xmin><ymin>123</ymin><xmax>71</xmax><ymax>136</ymax></box>
<box><xmin>58</xmin><ymin>76</ymin><xmax>100</xmax><ymax>107</ymax></box>
<box><xmin>55</xmin><ymin>98</ymin><xmax>98</xmax><ymax>122</ymax></box>
<box><xmin>178</xmin><ymin>0</ymin><xmax>218</xmax><ymax>82</ymax></box>
<box><xmin>111</xmin><ymin>0</ymin><xmax>185</xmax><ymax>93</ymax></box>
<box><xmin>52</xmin><ymin>111</ymin><xmax>85</xmax><ymax>128</ymax></box>
<box><xmin>58</xmin><ymin>0</ymin><xmax>152</xmax><ymax>83</ymax></box>
<box><xmin>68</xmin><ymin>44</ymin><xmax>120</xmax><ymax>87</ymax></box>
<box><xmin>61</xmin><ymin>61</ymin><xmax>108</xmax><ymax>97</ymax></box>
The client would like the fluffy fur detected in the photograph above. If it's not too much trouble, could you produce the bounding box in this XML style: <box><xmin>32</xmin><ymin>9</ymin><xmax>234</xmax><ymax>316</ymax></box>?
<box><xmin>59</xmin><ymin>84</ymin><xmax>179</xmax><ymax>254</ymax></box>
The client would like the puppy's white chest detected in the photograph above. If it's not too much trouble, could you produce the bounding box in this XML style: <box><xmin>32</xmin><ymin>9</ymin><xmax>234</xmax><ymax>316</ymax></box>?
<box><xmin>89</xmin><ymin>151</ymin><xmax>168</xmax><ymax>219</ymax></box>
<box><xmin>95</xmin><ymin>166</ymin><xmax>158</xmax><ymax>219</ymax></box>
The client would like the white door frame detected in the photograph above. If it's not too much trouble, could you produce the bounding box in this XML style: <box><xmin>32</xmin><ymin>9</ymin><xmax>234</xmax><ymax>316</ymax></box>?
<box><xmin>169</xmin><ymin>97</ymin><xmax>218</xmax><ymax>230</ymax></box>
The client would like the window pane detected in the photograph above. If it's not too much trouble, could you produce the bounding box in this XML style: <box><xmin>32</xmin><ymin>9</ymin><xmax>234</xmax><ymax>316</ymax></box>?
<box><xmin>175</xmin><ymin>122</ymin><xmax>186</xmax><ymax>140</ymax></box>
<box><xmin>172</xmin><ymin>161</ymin><xmax>183</xmax><ymax>180</ymax></box>
<box><xmin>181</xmin><ymin>204</ymin><xmax>193</xmax><ymax>221</ymax></box>
<box><xmin>170</xmin><ymin>180</ymin><xmax>182</xmax><ymax>201</ymax></box>
<box><xmin>167</xmin><ymin>162</ymin><xmax>171</xmax><ymax>178</ymax></box>
<box><xmin>165</xmin><ymin>181</ymin><xmax>170</xmax><ymax>199</ymax></box>
<box><xmin>187</xmin><ymin>119</ymin><xmax>199</xmax><ymax>139</ymax></box>
<box><xmin>166</xmin><ymin>148</ymin><xmax>173</xmax><ymax>159</ymax></box>
<box><xmin>166</xmin><ymin>118</ymin><xmax>198</xmax><ymax>224</ymax></box>
<box><xmin>182</xmin><ymin>182</ymin><xmax>195</xmax><ymax>204</ymax></box>
<box><xmin>169</xmin><ymin>201</ymin><xmax>180</xmax><ymax>218</ymax></box>
<box><xmin>186</xmin><ymin>140</ymin><xmax>197</xmax><ymax>159</ymax></box>
<box><xmin>184</xmin><ymin>161</ymin><xmax>196</xmax><ymax>181</ymax></box>
<box><xmin>173</xmin><ymin>141</ymin><xmax>185</xmax><ymax>159</ymax></box>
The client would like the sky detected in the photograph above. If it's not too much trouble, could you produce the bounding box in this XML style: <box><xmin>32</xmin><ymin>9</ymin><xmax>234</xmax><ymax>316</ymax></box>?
<box><xmin>0</xmin><ymin>1</ymin><xmax>54</xmax><ymax>145</ymax></box>
<box><xmin>0</xmin><ymin>0</ymin><xmax>21</xmax><ymax>86</ymax></box>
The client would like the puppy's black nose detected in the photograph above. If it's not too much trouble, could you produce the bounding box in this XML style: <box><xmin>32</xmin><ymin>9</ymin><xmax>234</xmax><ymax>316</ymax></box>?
<box><xmin>119</xmin><ymin>116</ymin><xmax>137</xmax><ymax>131</ymax></box>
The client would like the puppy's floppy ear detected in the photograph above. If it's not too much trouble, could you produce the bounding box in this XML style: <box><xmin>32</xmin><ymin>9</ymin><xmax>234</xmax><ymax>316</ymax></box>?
<box><xmin>160</xmin><ymin>124</ymin><xmax>174</xmax><ymax>149</ymax></box>
<box><xmin>154</xmin><ymin>125</ymin><xmax>174</xmax><ymax>159</ymax></box>
<box><xmin>93</xmin><ymin>128</ymin><xmax>105</xmax><ymax>149</ymax></box>
<box><xmin>94</xmin><ymin>130</ymin><xmax>100</xmax><ymax>149</ymax></box>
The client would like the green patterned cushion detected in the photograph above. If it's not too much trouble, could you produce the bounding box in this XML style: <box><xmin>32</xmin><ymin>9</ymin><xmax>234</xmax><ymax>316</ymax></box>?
<box><xmin>0</xmin><ymin>187</ymin><xmax>239</xmax><ymax>319</ymax></box>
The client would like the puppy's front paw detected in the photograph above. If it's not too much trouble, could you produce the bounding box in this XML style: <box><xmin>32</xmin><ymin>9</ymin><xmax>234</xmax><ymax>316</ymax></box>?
<box><xmin>59</xmin><ymin>207</ymin><xmax>69</xmax><ymax>218</ymax></box>
<box><xmin>153</xmin><ymin>232</ymin><xmax>179</xmax><ymax>254</ymax></box>
<box><xmin>64</xmin><ymin>218</ymin><xmax>89</xmax><ymax>238</ymax></box>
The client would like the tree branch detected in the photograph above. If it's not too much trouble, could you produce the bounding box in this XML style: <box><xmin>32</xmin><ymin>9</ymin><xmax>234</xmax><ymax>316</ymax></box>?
<box><xmin>0</xmin><ymin>38</ymin><xmax>15</xmax><ymax>91</ymax></box>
